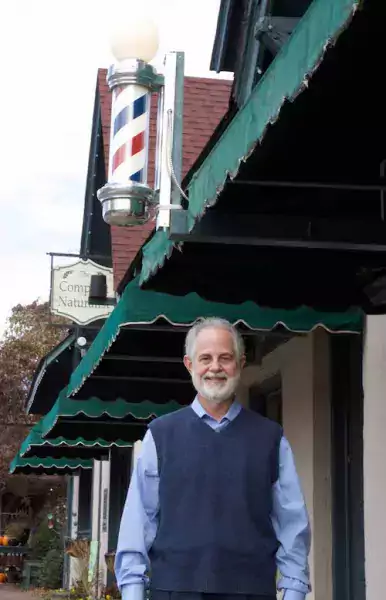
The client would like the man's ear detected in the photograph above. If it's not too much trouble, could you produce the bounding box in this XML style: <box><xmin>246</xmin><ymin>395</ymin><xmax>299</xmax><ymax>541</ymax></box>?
<box><xmin>183</xmin><ymin>355</ymin><xmax>192</xmax><ymax>374</ymax></box>
<box><xmin>240</xmin><ymin>354</ymin><xmax>246</xmax><ymax>369</ymax></box>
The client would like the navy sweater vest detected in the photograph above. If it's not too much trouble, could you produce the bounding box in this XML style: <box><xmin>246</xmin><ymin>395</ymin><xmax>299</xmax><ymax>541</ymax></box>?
<box><xmin>148</xmin><ymin>406</ymin><xmax>282</xmax><ymax>596</ymax></box>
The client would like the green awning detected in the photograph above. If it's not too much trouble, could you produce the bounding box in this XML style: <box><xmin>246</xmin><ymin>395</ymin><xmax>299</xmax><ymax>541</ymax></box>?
<box><xmin>26</xmin><ymin>333</ymin><xmax>76</xmax><ymax>415</ymax></box>
<box><xmin>139</xmin><ymin>0</ymin><xmax>360</xmax><ymax>285</ymax></box>
<box><xmin>9</xmin><ymin>454</ymin><xmax>92</xmax><ymax>475</ymax></box>
<box><xmin>19</xmin><ymin>420</ymin><xmax>132</xmax><ymax>460</ymax></box>
<box><xmin>66</xmin><ymin>275</ymin><xmax>362</xmax><ymax>396</ymax></box>
<box><xmin>40</xmin><ymin>392</ymin><xmax>181</xmax><ymax>441</ymax></box>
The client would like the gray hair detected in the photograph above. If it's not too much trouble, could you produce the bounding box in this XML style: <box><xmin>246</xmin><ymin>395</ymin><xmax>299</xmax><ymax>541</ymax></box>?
<box><xmin>184</xmin><ymin>317</ymin><xmax>245</xmax><ymax>363</ymax></box>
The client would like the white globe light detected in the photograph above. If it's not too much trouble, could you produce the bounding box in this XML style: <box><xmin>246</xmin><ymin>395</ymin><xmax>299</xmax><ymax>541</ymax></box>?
<box><xmin>76</xmin><ymin>336</ymin><xmax>87</xmax><ymax>348</ymax></box>
<box><xmin>110</xmin><ymin>9</ymin><xmax>159</xmax><ymax>63</ymax></box>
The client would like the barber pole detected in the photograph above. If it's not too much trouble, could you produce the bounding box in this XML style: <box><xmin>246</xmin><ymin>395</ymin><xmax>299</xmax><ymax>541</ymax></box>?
<box><xmin>109</xmin><ymin>84</ymin><xmax>150</xmax><ymax>184</ymax></box>
<box><xmin>97</xmin><ymin>11</ymin><xmax>185</xmax><ymax>228</ymax></box>
<box><xmin>98</xmin><ymin>59</ymin><xmax>162</xmax><ymax>226</ymax></box>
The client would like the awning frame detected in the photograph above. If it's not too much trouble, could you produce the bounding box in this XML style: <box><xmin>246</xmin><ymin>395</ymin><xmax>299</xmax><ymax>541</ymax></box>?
<box><xmin>64</xmin><ymin>275</ymin><xmax>363</xmax><ymax>398</ymax></box>
<box><xmin>19</xmin><ymin>420</ymin><xmax>133</xmax><ymax>459</ymax></box>
<box><xmin>26</xmin><ymin>332</ymin><xmax>76</xmax><ymax>415</ymax></box>
<box><xmin>9</xmin><ymin>455</ymin><xmax>93</xmax><ymax>475</ymax></box>
<box><xmin>40</xmin><ymin>394</ymin><xmax>182</xmax><ymax>439</ymax></box>
<box><xmin>139</xmin><ymin>0</ymin><xmax>361</xmax><ymax>286</ymax></box>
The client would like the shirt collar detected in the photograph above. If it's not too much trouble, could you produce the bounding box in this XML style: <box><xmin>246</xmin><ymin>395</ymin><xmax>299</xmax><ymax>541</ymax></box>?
<box><xmin>191</xmin><ymin>396</ymin><xmax>242</xmax><ymax>422</ymax></box>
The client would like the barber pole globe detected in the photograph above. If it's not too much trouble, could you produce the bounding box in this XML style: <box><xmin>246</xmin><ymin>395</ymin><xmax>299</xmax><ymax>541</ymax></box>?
<box><xmin>109</xmin><ymin>84</ymin><xmax>150</xmax><ymax>185</ymax></box>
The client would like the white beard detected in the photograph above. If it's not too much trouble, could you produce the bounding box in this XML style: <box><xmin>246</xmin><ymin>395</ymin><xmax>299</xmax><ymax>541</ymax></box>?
<box><xmin>191</xmin><ymin>371</ymin><xmax>240</xmax><ymax>405</ymax></box>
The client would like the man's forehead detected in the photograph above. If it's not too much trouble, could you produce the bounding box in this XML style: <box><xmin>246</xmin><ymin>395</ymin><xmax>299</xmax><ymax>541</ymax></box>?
<box><xmin>195</xmin><ymin>327</ymin><xmax>235</xmax><ymax>352</ymax></box>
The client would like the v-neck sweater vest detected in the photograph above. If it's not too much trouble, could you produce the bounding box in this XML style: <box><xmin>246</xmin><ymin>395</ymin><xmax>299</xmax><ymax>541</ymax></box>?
<box><xmin>149</xmin><ymin>406</ymin><xmax>282</xmax><ymax>596</ymax></box>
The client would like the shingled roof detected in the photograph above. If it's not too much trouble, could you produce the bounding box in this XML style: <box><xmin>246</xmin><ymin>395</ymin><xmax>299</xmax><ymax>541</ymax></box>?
<box><xmin>97</xmin><ymin>69</ymin><xmax>232</xmax><ymax>288</ymax></box>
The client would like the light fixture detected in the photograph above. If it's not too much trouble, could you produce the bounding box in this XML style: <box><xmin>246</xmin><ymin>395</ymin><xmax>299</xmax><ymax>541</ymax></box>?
<box><xmin>76</xmin><ymin>336</ymin><xmax>87</xmax><ymax>349</ymax></box>
<box><xmin>90</xmin><ymin>273</ymin><xmax>107</xmax><ymax>300</ymax></box>
<box><xmin>76</xmin><ymin>336</ymin><xmax>88</xmax><ymax>358</ymax></box>
<box><xmin>109</xmin><ymin>7</ymin><xmax>159</xmax><ymax>63</ymax></box>
<box><xmin>97</xmin><ymin>7</ymin><xmax>184</xmax><ymax>228</ymax></box>
<box><xmin>89</xmin><ymin>274</ymin><xmax>116</xmax><ymax>306</ymax></box>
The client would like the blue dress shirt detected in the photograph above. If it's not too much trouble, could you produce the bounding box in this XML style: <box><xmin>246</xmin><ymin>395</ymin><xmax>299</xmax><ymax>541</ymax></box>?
<box><xmin>115</xmin><ymin>399</ymin><xmax>311</xmax><ymax>600</ymax></box>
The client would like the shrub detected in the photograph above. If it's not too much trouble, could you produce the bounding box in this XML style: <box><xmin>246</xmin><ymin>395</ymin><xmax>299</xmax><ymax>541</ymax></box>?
<box><xmin>29</xmin><ymin>519</ymin><xmax>64</xmax><ymax>588</ymax></box>
<box><xmin>38</xmin><ymin>547</ymin><xmax>63</xmax><ymax>589</ymax></box>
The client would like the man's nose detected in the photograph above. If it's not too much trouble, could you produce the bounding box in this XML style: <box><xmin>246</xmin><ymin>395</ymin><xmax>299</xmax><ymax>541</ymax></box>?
<box><xmin>210</xmin><ymin>359</ymin><xmax>222</xmax><ymax>372</ymax></box>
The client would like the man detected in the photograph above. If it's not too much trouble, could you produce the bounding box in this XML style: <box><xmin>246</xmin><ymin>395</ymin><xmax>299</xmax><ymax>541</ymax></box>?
<box><xmin>116</xmin><ymin>318</ymin><xmax>311</xmax><ymax>600</ymax></box>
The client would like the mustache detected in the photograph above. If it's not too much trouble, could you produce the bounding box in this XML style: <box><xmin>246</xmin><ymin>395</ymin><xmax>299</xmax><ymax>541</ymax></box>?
<box><xmin>202</xmin><ymin>373</ymin><xmax>228</xmax><ymax>381</ymax></box>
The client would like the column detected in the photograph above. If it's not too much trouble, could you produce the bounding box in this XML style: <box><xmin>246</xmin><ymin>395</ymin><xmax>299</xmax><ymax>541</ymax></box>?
<box><xmin>91</xmin><ymin>460</ymin><xmax>101</xmax><ymax>546</ymax></box>
<box><xmin>90</xmin><ymin>460</ymin><xmax>102</xmax><ymax>592</ymax></box>
<box><xmin>89</xmin><ymin>458</ymin><xmax>111</xmax><ymax>593</ymax></box>
<box><xmin>68</xmin><ymin>475</ymin><xmax>80</xmax><ymax>587</ymax></box>
<box><xmin>363</xmin><ymin>315</ymin><xmax>386</xmax><ymax>600</ymax></box>
<box><xmin>131</xmin><ymin>440</ymin><xmax>142</xmax><ymax>472</ymax></box>
<box><xmin>98</xmin><ymin>458</ymin><xmax>111</xmax><ymax>588</ymax></box>
<box><xmin>281</xmin><ymin>331</ymin><xmax>332</xmax><ymax>600</ymax></box>
<box><xmin>311</xmin><ymin>330</ymin><xmax>333</xmax><ymax>600</ymax></box>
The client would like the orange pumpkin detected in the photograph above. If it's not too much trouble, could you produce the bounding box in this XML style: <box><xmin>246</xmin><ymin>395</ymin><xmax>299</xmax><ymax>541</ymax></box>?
<box><xmin>2</xmin><ymin>536</ymin><xmax>8</xmax><ymax>546</ymax></box>
<box><xmin>0</xmin><ymin>572</ymin><xmax>7</xmax><ymax>583</ymax></box>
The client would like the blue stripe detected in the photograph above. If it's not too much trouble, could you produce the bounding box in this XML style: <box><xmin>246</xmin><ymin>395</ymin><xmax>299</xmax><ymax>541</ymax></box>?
<box><xmin>114</xmin><ymin>106</ymin><xmax>129</xmax><ymax>136</ymax></box>
<box><xmin>113</xmin><ymin>95</ymin><xmax>147</xmax><ymax>136</ymax></box>
<box><xmin>130</xmin><ymin>170</ymin><xmax>143</xmax><ymax>183</ymax></box>
<box><xmin>133</xmin><ymin>95</ymin><xmax>146</xmax><ymax>119</ymax></box>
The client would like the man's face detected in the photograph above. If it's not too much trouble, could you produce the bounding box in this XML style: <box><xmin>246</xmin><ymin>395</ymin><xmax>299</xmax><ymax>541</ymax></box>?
<box><xmin>183</xmin><ymin>327</ymin><xmax>245</xmax><ymax>405</ymax></box>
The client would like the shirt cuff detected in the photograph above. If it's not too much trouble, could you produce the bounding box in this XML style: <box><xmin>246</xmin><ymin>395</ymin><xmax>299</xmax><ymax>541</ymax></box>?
<box><xmin>283</xmin><ymin>591</ymin><xmax>306</xmax><ymax>600</ymax></box>
<box><xmin>278</xmin><ymin>575</ymin><xmax>310</xmax><ymax>594</ymax></box>
<box><xmin>121</xmin><ymin>583</ymin><xmax>145</xmax><ymax>600</ymax></box>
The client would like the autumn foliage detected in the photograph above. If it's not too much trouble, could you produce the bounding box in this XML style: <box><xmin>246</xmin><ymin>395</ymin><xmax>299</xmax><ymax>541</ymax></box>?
<box><xmin>0</xmin><ymin>301</ymin><xmax>68</xmax><ymax>489</ymax></box>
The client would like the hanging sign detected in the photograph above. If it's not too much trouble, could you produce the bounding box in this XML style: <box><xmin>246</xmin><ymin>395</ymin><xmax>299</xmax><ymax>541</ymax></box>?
<box><xmin>50</xmin><ymin>259</ymin><xmax>114</xmax><ymax>325</ymax></box>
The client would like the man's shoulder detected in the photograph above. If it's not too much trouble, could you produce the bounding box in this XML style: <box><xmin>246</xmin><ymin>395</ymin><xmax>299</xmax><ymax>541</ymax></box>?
<box><xmin>149</xmin><ymin>405</ymin><xmax>192</xmax><ymax>431</ymax></box>
<box><xmin>241</xmin><ymin>407</ymin><xmax>283</xmax><ymax>435</ymax></box>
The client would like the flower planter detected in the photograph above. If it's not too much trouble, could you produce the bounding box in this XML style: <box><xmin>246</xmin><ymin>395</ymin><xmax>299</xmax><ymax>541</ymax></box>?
<box><xmin>50</xmin><ymin>592</ymin><xmax>71</xmax><ymax>600</ymax></box>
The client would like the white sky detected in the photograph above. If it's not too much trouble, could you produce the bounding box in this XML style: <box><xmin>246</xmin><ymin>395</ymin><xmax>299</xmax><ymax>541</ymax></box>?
<box><xmin>0</xmin><ymin>0</ymin><xmax>231</xmax><ymax>337</ymax></box>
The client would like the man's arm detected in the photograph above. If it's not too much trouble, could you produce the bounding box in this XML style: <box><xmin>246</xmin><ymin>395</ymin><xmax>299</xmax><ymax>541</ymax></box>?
<box><xmin>271</xmin><ymin>436</ymin><xmax>311</xmax><ymax>600</ymax></box>
<box><xmin>115</xmin><ymin>430</ymin><xmax>159</xmax><ymax>600</ymax></box>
